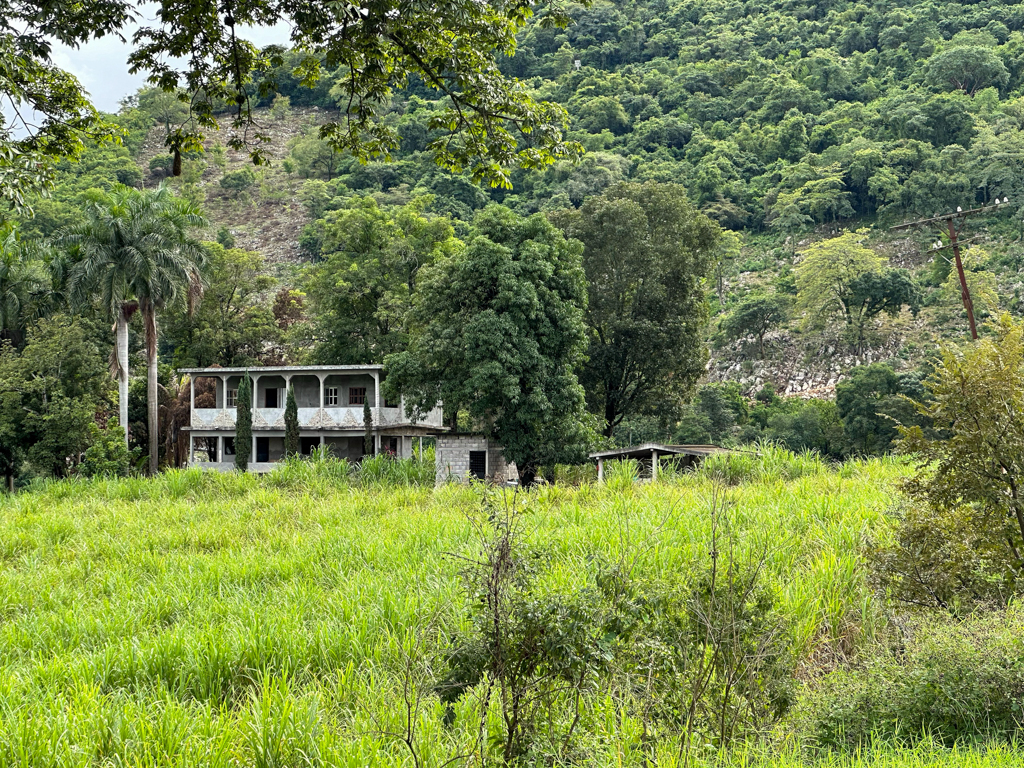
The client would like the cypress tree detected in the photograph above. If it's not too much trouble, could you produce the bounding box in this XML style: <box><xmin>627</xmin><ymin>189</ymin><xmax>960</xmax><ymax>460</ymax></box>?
<box><xmin>363</xmin><ymin>398</ymin><xmax>374</xmax><ymax>458</ymax></box>
<box><xmin>284</xmin><ymin>384</ymin><xmax>300</xmax><ymax>457</ymax></box>
<box><xmin>235</xmin><ymin>374</ymin><xmax>252</xmax><ymax>471</ymax></box>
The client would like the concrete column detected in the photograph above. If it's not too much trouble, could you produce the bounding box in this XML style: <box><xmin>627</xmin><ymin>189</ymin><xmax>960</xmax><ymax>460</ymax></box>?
<box><xmin>188</xmin><ymin>433</ymin><xmax>194</xmax><ymax>465</ymax></box>
<box><xmin>189</xmin><ymin>376</ymin><xmax>195</xmax><ymax>423</ymax></box>
<box><xmin>651</xmin><ymin>449</ymin><xmax>658</xmax><ymax>480</ymax></box>
<box><xmin>251</xmin><ymin>373</ymin><xmax>261</xmax><ymax>409</ymax></box>
<box><xmin>418</xmin><ymin>436</ymin><xmax>423</xmax><ymax>459</ymax></box>
<box><xmin>252</xmin><ymin>433</ymin><xmax>257</xmax><ymax>465</ymax></box>
<box><xmin>372</xmin><ymin>371</ymin><xmax>380</xmax><ymax>408</ymax></box>
<box><xmin>597</xmin><ymin>458</ymin><xmax>604</xmax><ymax>483</ymax></box>
<box><xmin>318</xmin><ymin>375</ymin><xmax>325</xmax><ymax>408</ymax></box>
<box><xmin>217</xmin><ymin>436</ymin><xmax>223</xmax><ymax>463</ymax></box>
<box><xmin>219</xmin><ymin>375</ymin><xmax>228</xmax><ymax>408</ymax></box>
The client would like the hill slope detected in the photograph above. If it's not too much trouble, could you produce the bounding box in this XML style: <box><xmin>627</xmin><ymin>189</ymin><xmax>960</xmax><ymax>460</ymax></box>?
<box><xmin>22</xmin><ymin>0</ymin><xmax>1024</xmax><ymax>394</ymax></box>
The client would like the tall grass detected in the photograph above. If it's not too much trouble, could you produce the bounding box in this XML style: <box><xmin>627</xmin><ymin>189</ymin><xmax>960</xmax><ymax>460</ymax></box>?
<box><xmin>0</xmin><ymin>453</ymin><xmax>995</xmax><ymax>766</ymax></box>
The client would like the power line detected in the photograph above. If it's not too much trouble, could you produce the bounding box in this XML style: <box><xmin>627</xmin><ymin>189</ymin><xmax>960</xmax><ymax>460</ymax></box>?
<box><xmin>890</xmin><ymin>198</ymin><xmax>1012</xmax><ymax>340</ymax></box>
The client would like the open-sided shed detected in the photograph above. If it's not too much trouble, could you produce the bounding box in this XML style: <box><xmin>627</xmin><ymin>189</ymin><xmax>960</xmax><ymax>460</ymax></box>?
<box><xmin>589</xmin><ymin>443</ymin><xmax>731</xmax><ymax>481</ymax></box>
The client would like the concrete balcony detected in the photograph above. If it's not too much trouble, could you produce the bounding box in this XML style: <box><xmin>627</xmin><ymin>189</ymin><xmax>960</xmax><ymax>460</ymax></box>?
<box><xmin>190</xmin><ymin>405</ymin><xmax>444</xmax><ymax>430</ymax></box>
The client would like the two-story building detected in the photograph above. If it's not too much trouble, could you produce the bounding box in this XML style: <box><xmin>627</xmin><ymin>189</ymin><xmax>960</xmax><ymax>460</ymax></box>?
<box><xmin>182</xmin><ymin>364</ymin><xmax>445</xmax><ymax>471</ymax></box>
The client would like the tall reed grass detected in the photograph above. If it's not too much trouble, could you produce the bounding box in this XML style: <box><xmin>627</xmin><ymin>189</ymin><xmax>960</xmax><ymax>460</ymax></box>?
<box><xmin>0</xmin><ymin>453</ymin><xmax>996</xmax><ymax>766</ymax></box>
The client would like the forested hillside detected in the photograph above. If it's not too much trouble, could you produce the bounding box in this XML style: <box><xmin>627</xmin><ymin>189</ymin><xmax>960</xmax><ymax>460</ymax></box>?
<box><xmin>6</xmin><ymin>0</ymin><xmax>1024</xmax><ymax>470</ymax></box>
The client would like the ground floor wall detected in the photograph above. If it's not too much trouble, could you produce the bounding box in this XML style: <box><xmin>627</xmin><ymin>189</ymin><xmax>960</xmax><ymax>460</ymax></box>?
<box><xmin>435</xmin><ymin>435</ymin><xmax>518</xmax><ymax>485</ymax></box>
<box><xmin>188</xmin><ymin>430</ymin><xmax>425</xmax><ymax>471</ymax></box>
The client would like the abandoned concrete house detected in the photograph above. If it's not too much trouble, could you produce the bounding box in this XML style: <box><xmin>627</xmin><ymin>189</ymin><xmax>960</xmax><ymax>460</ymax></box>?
<box><xmin>182</xmin><ymin>365</ymin><xmax>444</xmax><ymax>472</ymax></box>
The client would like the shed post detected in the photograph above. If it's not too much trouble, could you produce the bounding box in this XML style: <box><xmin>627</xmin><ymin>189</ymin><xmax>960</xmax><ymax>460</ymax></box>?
<box><xmin>651</xmin><ymin>449</ymin><xmax>658</xmax><ymax>480</ymax></box>
<box><xmin>597</xmin><ymin>457</ymin><xmax>604</xmax><ymax>483</ymax></box>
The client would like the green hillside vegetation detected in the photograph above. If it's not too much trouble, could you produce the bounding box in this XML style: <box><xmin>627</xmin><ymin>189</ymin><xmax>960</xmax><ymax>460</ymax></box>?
<box><xmin>11</xmin><ymin>0</ymin><xmax>1024</xmax><ymax>396</ymax></box>
<box><xmin>11</xmin><ymin>3</ymin><xmax>1024</xmax><ymax>766</ymax></box>
<box><xmin>7</xmin><ymin>0</ymin><xmax>1024</xmax><ymax>467</ymax></box>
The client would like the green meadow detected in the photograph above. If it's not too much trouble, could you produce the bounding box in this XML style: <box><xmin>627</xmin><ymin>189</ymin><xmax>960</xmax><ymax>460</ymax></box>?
<box><xmin>0</xmin><ymin>452</ymin><xmax>1017</xmax><ymax>767</ymax></box>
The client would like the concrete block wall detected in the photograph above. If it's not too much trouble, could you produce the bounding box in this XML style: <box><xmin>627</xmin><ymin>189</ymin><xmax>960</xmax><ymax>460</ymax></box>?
<box><xmin>435</xmin><ymin>435</ymin><xmax>519</xmax><ymax>485</ymax></box>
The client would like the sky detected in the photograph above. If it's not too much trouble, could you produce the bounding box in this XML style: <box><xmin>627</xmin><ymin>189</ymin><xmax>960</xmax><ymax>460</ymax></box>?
<box><xmin>51</xmin><ymin>22</ymin><xmax>293</xmax><ymax>114</ymax></box>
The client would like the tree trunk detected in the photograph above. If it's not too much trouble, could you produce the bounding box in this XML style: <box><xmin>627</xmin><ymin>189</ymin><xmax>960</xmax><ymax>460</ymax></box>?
<box><xmin>518</xmin><ymin>462</ymin><xmax>539</xmax><ymax>488</ymax></box>
<box><xmin>603</xmin><ymin>394</ymin><xmax>618</xmax><ymax>439</ymax></box>
<box><xmin>144</xmin><ymin>304</ymin><xmax>160</xmax><ymax>475</ymax></box>
<box><xmin>116</xmin><ymin>309</ymin><xmax>130</xmax><ymax>447</ymax></box>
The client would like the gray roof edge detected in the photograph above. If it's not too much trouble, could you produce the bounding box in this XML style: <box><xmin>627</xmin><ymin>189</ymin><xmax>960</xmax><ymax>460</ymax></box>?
<box><xmin>588</xmin><ymin>443</ymin><xmax>729</xmax><ymax>459</ymax></box>
<box><xmin>178</xmin><ymin>364</ymin><xmax>385</xmax><ymax>375</ymax></box>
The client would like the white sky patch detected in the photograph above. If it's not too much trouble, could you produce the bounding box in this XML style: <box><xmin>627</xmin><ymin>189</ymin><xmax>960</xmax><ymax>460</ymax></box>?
<box><xmin>40</xmin><ymin>20</ymin><xmax>294</xmax><ymax>115</ymax></box>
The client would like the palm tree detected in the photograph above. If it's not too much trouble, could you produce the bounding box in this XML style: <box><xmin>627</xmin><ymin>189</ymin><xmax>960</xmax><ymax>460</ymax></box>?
<box><xmin>62</xmin><ymin>185</ymin><xmax>207</xmax><ymax>472</ymax></box>
<box><xmin>0</xmin><ymin>227</ymin><xmax>49</xmax><ymax>348</ymax></box>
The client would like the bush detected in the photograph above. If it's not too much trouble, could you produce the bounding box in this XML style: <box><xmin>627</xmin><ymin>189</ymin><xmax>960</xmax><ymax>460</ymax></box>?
<box><xmin>438</xmin><ymin>494</ymin><xmax>796</xmax><ymax>765</ymax></box>
<box><xmin>216</xmin><ymin>226</ymin><xmax>235</xmax><ymax>248</ymax></box>
<box><xmin>78</xmin><ymin>425</ymin><xmax>138</xmax><ymax>478</ymax></box>
<box><xmin>220</xmin><ymin>167</ymin><xmax>257</xmax><ymax>197</ymax></box>
<box><xmin>800</xmin><ymin>608</ymin><xmax>1024</xmax><ymax>748</ymax></box>
<box><xmin>868</xmin><ymin>501</ymin><xmax>1019</xmax><ymax>612</ymax></box>
<box><xmin>149</xmin><ymin>155</ymin><xmax>173</xmax><ymax>177</ymax></box>
<box><xmin>115</xmin><ymin>166</ymin><xmax>143</xmax><ymax>188</ymax></box>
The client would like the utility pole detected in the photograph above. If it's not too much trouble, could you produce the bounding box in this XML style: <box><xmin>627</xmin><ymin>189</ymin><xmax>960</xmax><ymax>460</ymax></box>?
<box><xmin>891</xmin><ymin>199</ymin><xmax>1011</xmax><ymax>341</ymax></box>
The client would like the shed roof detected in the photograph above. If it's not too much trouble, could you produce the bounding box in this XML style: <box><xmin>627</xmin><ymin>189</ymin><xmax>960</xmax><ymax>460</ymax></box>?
<box><xmin>589</xmin><ymin>443</ymin><xmax>731</xmax><ymax>460</ymax></box>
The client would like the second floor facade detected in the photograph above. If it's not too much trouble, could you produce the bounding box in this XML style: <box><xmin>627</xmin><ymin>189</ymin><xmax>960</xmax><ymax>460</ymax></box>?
<box><xmin>181</xmin><ymin>365</ymin><xmax>444</xmax><ymax>431</ymax></box>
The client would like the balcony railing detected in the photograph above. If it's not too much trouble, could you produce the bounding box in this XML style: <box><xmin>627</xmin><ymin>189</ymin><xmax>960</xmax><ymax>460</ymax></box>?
<box><xmin>190</xmin><ymin>406</ymin><xmax>444</xmax><ymax>430</ymax></box>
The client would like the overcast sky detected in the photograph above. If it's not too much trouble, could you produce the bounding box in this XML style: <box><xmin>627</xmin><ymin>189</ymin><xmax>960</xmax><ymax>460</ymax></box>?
<box><xmin>53</xmin><ymin>22</ymin><xmax>293</xmax><ymax>113</ymax></box>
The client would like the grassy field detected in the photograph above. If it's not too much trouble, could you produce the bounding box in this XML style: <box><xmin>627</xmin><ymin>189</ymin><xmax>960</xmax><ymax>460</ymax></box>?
<box><xmin>0</xmin><ymin>452</ymin><xmax>1014</xmax><ymax>766</ymax></box>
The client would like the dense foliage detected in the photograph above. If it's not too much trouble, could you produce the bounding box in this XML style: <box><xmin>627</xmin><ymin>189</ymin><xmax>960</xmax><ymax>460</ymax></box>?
<box><xmin>386</xmin><ymin>206</ymin><xmax>592</xmax><ymax>483</ymax></box>
<box><xmin>9</xmin><ymin>0</ymin><xmax>1024</xmax><ymax>474</ymax></box>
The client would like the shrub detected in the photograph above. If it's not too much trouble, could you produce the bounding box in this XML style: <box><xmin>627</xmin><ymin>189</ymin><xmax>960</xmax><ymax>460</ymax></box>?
<box><xmin>800</xmin><ymin>608</ymin><xmax>1024</xmax><ymax>748</ymax></box>
<box><xmin>149</xmin><ymin>155</ymin><xmax>173</xmax><ymax>177</ymax></box>
<box><xmin>868</xmin><ymin>501</ymin><xmax>1019</xmax><ymax>612</ymax></box>
<box><xmin>220</xmin><ymin>167</ymin><xmax>257</xmax><ymax>197</ymax></box>
<box><xmin>216</xmin><ymin>226</ymin><xmax>235</xmax><ymax>248</ymax></box>
<box><xmin>77</xmin><ymin>425</ymin><xmax>138</xmax><ymax>478</ymax></box>
<box><xmin>439</xmin><ymin>493</ymin><xmax>796</xmax><ymax>764</ymax></box>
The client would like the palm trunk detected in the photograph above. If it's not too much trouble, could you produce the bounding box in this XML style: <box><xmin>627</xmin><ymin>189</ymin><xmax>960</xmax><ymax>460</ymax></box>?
<box><xmin>116</xmin><ymin>309</ymin><xmax>130</xmax><ymax>448</ymax></box>
<box><xmin>144</xmin><ymin>304</ymin><xmax>160</xmax><ymax>475</ymax></box>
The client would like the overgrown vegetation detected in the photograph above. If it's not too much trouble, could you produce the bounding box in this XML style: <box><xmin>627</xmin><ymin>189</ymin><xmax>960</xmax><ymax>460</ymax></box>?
<box><xmin>0</xmin><ymin>452</ymin><xmax>922</xmax><ymax>765</ymax></box>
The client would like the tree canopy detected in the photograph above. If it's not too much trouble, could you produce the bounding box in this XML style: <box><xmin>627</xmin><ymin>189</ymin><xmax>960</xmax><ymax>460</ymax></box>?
<box><xmin>386</xmin><ymin>205</ymin><xmax>591</xmax><ymax>483</ymax></box>
<box><xmin>1</xmin><ymin>0</ymin><xmax>590</xmax><ymax>209</ymax></box>
<box><xmin>305</xmin><ymin>197</ymin><xmax>460</xmax><ymax>364</ymax></box>
<box><xmin>721</xmin><ymin>294</ymin><xmax>788</xmax><ymax>357</ymax></box>
<box><xmin>554</xmin><ymin>182</ymin><xmax>721</xmax><ymax>436</ymax></box>
<box><xmin>900</xmin><ymin>317</ymin><xmax>1024</xmax><ymax>554</ymax></box>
